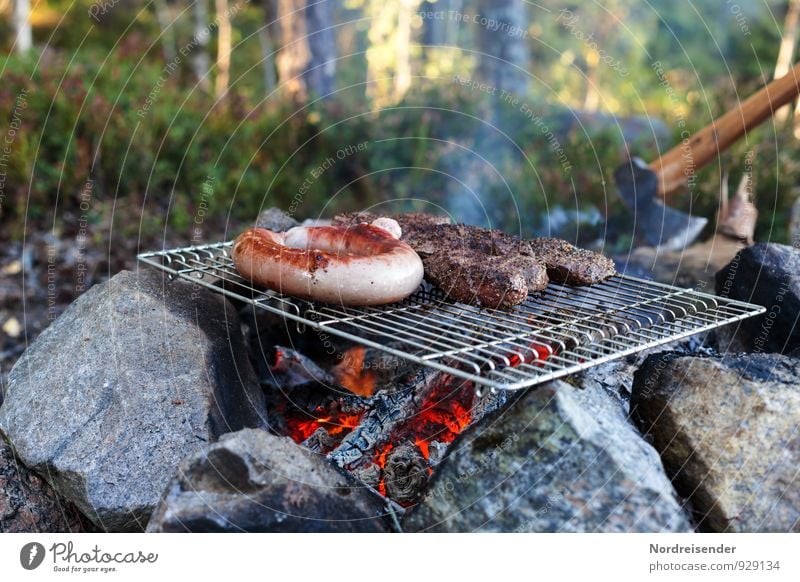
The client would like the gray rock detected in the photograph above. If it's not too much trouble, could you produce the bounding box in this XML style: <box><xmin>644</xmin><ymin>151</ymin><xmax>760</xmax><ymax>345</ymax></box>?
<box><xmin>404</xmin><ymin>381</ymin><xmax>691</xmax><ymax>532</ymax></box>
<box><xmin>631</xmin><ymin>352</ymin><xmax>800</xmax><ymax>532</ymax></box>
<box><xmin>147</xmin><ymin>428</ymin><xmax>390</xmax><ymax>532</ymax></box>
<box><xmin>715</xmin><ymin>243</ymin><xmax>800</xmax><ymax>353</ymax></box>
<box><xmin>255</xmin><ymin>207</ymin><xmax>299</xmax><ymax>232</ymax></box>
<box><xmin>572</xmin><ymin>338</ymin><xmax>715</xmax><ymax>403</ymax></box>
<box><xmin>0</xmin><ymin>270</ymin><xmax>266</xmax><ymax>531</ymax></box>
<box><xmin>1</xmin><ymin>441</ymin><xmax>88</xmax><ymax>532</ymax></box>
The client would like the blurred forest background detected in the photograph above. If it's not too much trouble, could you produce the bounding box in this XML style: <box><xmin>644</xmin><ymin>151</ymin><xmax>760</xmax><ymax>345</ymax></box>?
<box><xmin>2</xmin><ymin>0</ymin><xmax>800</xmax><ymax>252</ymax></box>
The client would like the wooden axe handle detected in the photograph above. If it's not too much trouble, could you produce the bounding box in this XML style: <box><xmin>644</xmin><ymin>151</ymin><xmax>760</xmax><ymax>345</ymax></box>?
<box><xmin>650</xmin><ymin>62</ymin><xmax>800</xmax><ymax>198</ymax></box>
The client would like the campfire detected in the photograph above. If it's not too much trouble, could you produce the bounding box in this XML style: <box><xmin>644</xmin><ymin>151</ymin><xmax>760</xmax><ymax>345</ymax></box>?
<box><xmin>268</xmin><ymin>342</ymin><xmax>506</xmax><ymax>506</ymax></box>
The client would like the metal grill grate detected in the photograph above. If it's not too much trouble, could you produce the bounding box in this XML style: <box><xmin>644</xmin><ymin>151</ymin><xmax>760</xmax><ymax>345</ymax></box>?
<box><xmin>138</xmin><ymin>241</ymin><xmax>765</xmax><ymax>391</ymax></box>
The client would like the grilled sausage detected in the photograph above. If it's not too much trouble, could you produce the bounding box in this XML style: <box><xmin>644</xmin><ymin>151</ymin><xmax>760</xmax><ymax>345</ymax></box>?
<box><xmin>232</xmin><ymin>219</ymin><xmax>424</xmax><ymax>306</ymax></box>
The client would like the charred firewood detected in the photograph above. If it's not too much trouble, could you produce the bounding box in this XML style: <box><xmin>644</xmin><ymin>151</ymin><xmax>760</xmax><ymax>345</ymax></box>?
<box><xmin>383</xmin><ymin>443</ymin><xmax>429</xmax><ymax>505</ymax></box>
<box><xmin>472</xmin><ymin>386</ymin><xmax>510</xmax><ymax>419</ymax></box>
<box><xmin>265</xmin><ymin>375</ymin><xmax>368</xmax><ymax>440</ymax></box>
<box><xmin>352</xmin><ymin>464</ymin><xmax>382</xmax><ymax>489</ymax></box>
<box><xmin>302</xmin><ymin>427</ymin><xmax>338</xmax><ymax>453</ymax></box>
<box><xmin>327</xmin><ymin>368</ymin><xmax>446</xmax><ymax>469</ymax></box>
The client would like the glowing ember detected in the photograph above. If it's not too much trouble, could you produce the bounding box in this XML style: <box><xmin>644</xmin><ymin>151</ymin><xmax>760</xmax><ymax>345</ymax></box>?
<box><xmin>368</xmin><ymin>376</ymin><xmax>477</xmax><ymax>505</ymax></box>
<box><xmin>285</xmin><ymin>407</ymin><xmax>364</xmax><ymax>442</ymax></box>
<box><xmin>414</xmin><ymin>437</ymin><xmax>429</xmax><ymax>461</ymax></box>
<box><xmin>375</xmin><ymin>444</ymin><xmax>394</xmax><ymax>496</ymax></box>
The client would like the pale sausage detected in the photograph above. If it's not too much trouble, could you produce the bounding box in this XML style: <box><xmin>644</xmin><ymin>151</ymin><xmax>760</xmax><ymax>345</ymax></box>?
<box><xmin>232</xmin><ymin>219</ymin><xmax>424</xmax><ymax>305</ymax></box>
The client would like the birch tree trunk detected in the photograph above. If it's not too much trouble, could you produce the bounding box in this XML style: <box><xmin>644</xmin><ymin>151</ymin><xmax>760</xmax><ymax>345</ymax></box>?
<box><xmin>153</xmin><ymin>0</ymin><xmax>177</xmax><ymax>63</ymax></box>
<box><xmin>215</xmin><ymin>0</ymin><xmax>233</xmax><ymax>99</ymax></box>
<box><xmin>192</xmin><ymin>0</ymin><xmax>212</xmax><ymax>92</ymax></box>
<box><xmin>13</xmin><ymin>0</ymin><xmax>32</xmax><ymax>55</ymax></box>
<box><xmin>276</xmin><ymin>0</ymin><xmax>310</xmax><ymax>102</ymax></box>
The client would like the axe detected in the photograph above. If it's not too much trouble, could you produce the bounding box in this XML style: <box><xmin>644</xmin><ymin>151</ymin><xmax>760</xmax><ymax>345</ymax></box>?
<box><xmin>614</xmin><ymin>62</ymin><xmax>800</xmax><ymax>250</ymax></box>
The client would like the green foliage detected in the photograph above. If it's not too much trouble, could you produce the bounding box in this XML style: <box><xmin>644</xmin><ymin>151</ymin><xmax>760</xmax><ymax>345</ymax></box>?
<box><xmin>2</xmin><ymin>0</ymin><xmax>799</xmax><ymax>246</ymax></box>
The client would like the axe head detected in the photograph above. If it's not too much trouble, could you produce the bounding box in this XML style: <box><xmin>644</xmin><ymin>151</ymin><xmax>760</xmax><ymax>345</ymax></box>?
<box><xmin>613</xmin><ymin>157</ymin><xmax>708</xmax><ymax>250</ymax></box>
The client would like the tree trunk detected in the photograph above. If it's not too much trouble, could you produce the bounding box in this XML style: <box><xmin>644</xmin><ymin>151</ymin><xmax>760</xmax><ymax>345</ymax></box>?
<box><xmin>476</xmin><ymin>0</ymin><xmax>527</xmax><ymax>96</ymax></box>
<box><xmin>422</xmin><ymin>0</ymin><xmax>461</xmax><ymax>47</ymax></box>
<box><xmin>258</xmin><ymin>0</ymin><xmax>278</xmax><ymax>95</ymax></box>
<box><xmin>153</xmin><ymin>0</ymin><xmax>177</xmax><ymax>63</ymax></box>
<box><xmin>215</xmin><ymin>0</ymin><xmax>233</xmax><ymax>99</ymax></box>
<box><xmin>191</xmin><ymin>0</ymin><xmax>212</xmax><ymax>92</ymax></box>
<box><xmin>13</xmin><ymin>0</ymin><xmax>32</xmax><ymax>55</ymax></box>
<box><xmin>276</xmin><ymin>0</ymin><xmax>310</xmax><ymax>102</ymax></box>
<box><xmin>304</xmin><ymin>0</ymin><xmax>336</xmax><ymax>99</ymax></box>
<box><xmin>276</xmin><ymin>0</ymin><xmax>336</xmax><ymax>103</ymax></box>
<box><xmin>394</xmin><ymin>0</ymin><xmax>414</xmax><ymax>101</ymax></box>
<box><xmin>775</xmin><ymin>0</ymin><xmax>800</xmax><ymax>123</ymax></box>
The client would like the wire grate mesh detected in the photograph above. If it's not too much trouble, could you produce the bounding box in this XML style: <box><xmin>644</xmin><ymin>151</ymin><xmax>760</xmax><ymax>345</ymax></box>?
<box><xmin>138</xmin><ymin>241</ymin><xmax>765</xmax><ymax>391</ymax></box>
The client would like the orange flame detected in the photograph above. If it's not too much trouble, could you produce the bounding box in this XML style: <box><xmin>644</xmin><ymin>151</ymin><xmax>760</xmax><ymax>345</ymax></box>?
<box><xmin>332</xmin><ymin>347</ymin><xmax>377</xmax><ymax>397</ymax></box>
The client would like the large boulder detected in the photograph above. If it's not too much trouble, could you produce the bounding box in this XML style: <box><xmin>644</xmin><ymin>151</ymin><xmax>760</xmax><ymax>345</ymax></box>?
<box><xmin>0</xmin><ymin>270</ymin><xmax>267</xmax><ymax>531</ymax></box>
<box><xmin>631</xmin><ymin>352</ymin><xmax>800</xmax><ymax>532</ymax></box>
<box><xmin>147</xmin><ymin>428</ymin><xmax>390</xmax><ymax>532</ymax></box>
<box><xmin>403</xmin><ymin>380</ymin><xmax>691</xmax><ymax>532</ymax></box>
<box><xmin>255</xmin><ymin>207</ymin><xmax>299</xmax><ymax>231</ymax></box>
<box><xmin>1</xmin><ymin>441</ymin><xmax>88</xmax><ymax>532</ymax></box>
<box><xmin>715</xmin><ymin>243</ymin><xmax>800</xmax><ymax>353</ymax></box>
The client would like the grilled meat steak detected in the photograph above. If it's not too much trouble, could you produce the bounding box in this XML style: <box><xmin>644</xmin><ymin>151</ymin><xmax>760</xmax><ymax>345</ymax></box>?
<box><xmin>332</xmin><ymin>211</ymin><xmax>614</xmax><ymax>307</ymax></box>
<box><xmin>424</xmin><ymin>248</ymin><xmax>529</xmax><ymax>309</ymax></box>
<box><xmin>335</xmin><ymin>212</ymin><xmax>548</xmax><ymax>308</ymax></box>
<box><xmin>419</xmin><ymin>228</ymin><xmax>549</xmax><ymax>308</ymax></box>
<box><xmin>528</xmin><ymin>237</ymin><xmax>616</xmax><ymax>286</ymax></box>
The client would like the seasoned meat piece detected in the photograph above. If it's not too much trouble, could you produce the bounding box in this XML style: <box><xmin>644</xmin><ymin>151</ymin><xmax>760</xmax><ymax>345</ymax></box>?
<box><xmin>332</xmin><ymin>211</ymin><xmax>380</xmax><ymax>227</ymax></box>
<box><xmin>395</xmin><ymin>212</ymin><xmax>452</xmax><ymax>228</ymax></box>
<box><xmin>528</xmin><ymin>237</ymin><xmax>616</xmax><ymax>285</ymax></box>
<box><xmin>423</xmin><ymin>249</ymin><xmax>529</xmax><ymax>309</ymax></box>
<box><xmin>391</xmin><ymin>213</ymin><xmax>452</xmax><ymax>254</ymax></box>
<box><xmin>418</xmin><ymin>225</ymin><xmax>548</xmax><ymax>308</ymax></box>
<box><xmin>509</xmin><ymin>253</ymin><xmax>550</xmax><ymax>291</ymax></box>
<box><xmin>402</xmin><ymin>222</ymin><xmax>531</xmax><ymax>258</ymax></box>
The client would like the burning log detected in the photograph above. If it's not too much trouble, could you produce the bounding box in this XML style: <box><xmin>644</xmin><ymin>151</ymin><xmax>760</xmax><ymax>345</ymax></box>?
<box><xmin>383</xmin><ymin>443</ymin><xmax>428</xmax><ymax>505</ymax></box>
<box><xmin>326</xmin><ymin>368</ymin><xmax>446</xmax><ymax>469</ymax></box>
<box><xmin>267</xmin><ymin>375</ymin><xmax>368</xmax><ymax>440</ymax></box>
